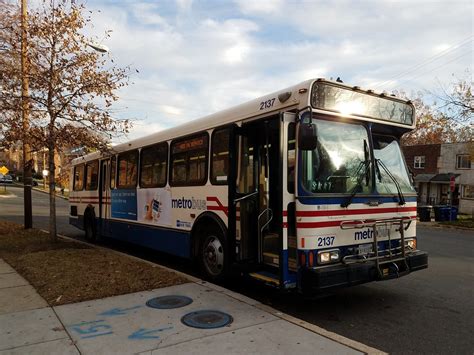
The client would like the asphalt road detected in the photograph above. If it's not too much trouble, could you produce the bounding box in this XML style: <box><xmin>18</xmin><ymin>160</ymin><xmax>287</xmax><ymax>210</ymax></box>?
<box><xmin>1</xmin><ymin>185</ymin><xmax>473</xmax><ymax>354</ymax></box>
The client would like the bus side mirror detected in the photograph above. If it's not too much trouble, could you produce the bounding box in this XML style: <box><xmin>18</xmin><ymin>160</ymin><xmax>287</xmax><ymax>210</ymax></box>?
<box><xmin>298</xmin><ymin>122</ymin><xmax>317</xmax><ymax>151</ymax></box>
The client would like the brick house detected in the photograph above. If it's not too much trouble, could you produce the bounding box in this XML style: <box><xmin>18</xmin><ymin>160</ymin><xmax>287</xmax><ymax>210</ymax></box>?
<box><xmin>402</xmin><ymin>142</ymin><xmax>474</xmax><ymax>215</ymax></box>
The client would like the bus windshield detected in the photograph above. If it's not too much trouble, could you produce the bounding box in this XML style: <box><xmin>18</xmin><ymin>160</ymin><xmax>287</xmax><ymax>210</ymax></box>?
<box><xmin>301</xmin><ymin>120</ymin><xmax>371</xmax><ymax>194</ymax></box>
<box><xmin>373</xmin><ymin>136</ymin><xmax>415</xmax><ymax>194</ymax></box>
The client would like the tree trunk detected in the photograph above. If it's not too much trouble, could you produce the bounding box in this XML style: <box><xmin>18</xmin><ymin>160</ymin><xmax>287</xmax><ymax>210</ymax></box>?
<box><xmin>48</xmin><ymin>139</ymin><xmax>57</xmax><ymax>242</ymax></box>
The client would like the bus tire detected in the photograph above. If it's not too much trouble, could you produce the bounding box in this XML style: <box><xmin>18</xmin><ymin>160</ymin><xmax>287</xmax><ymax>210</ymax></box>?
<box><xmin>199</xmin><ymin>225</ymin><xmax>228</xmax><ymax>282</ymax></box>
<box><xmin>84</xmin><ymin>210</ymin><xmax>97</xmax><ymax>242</ymax></box>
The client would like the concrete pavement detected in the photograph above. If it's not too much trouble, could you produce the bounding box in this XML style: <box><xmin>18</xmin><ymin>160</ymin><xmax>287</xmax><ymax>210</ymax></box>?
<box><xmin>0</xmin><ymin>258</ymin><xmax>383</xmax><ymax>355</ymax></box>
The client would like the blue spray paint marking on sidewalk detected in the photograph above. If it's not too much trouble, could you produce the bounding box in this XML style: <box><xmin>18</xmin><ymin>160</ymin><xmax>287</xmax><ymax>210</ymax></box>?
<box><xmin>69</xmin><ymin>319</ymin><xmax>113</xmax><ymax>339</ymax></box>
<box><xmin>98</xmin><ymin>305</ymin><xmax>143</xmax><ymax>317</ymax></box>
<box><xmin>81</xmin><ymin>331</ymin><xmax>114</xmax><ymax>339</ymax></box>
<box><xmin>128</xmin><ymin>326</ymin><xmax>174</xmax><ymax>340</ymax></box>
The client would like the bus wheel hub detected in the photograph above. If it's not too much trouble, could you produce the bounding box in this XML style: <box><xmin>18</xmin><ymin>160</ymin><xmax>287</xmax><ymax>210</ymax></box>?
<box><xmin>204</xmin><ymin>236</ymin><xmax>223</xmax><ymax>274</ymax></box>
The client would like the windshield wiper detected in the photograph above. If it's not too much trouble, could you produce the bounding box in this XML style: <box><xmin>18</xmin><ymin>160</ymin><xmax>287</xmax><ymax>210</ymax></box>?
<box><xmin>375</xmin><ymin>159</ymin><xmax>406</xmax><ymax>205</ymax></box>
<box><xmin>340</xmin><ymin>160</ymin><xmax>370</xmax><ymax>208</ymax></box>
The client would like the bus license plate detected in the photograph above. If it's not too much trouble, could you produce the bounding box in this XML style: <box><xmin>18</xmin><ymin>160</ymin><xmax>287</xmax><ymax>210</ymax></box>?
<box><xmin>358</xmin><ymin>244</ymin><xmax>373</xmax><ymax>255</ymax></box>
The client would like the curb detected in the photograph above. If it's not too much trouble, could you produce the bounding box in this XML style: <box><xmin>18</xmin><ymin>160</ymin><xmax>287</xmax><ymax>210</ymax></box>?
<box><xmin>43</xmin><ymin>230</ymin><xmax>385</xmax><ymax>355</ymax></box>
<box><xmin>11</xmin><ymin>183</ymin><xmax>69</xmax><ymax>200</ymax></box>
<box><xmin>32</xmin><ymin>187</ymin><xmax>69</xmax><ymax>200</ymax></box>
<box><xmin>255</xmin><ymin>303</ymin><xmax>386</xmax><ymax>355</ymax></box>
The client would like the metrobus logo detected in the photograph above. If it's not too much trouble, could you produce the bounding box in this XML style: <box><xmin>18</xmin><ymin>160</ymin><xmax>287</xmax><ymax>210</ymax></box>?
<box><xmin>354</xmin><ymin>228</ymin><xmax>375</xmax><ymax>240</ymax></box>
<box><xmin>171</xmin><ymin>197</ymin><xmax>206</xmax><ymax>210</ymax></box>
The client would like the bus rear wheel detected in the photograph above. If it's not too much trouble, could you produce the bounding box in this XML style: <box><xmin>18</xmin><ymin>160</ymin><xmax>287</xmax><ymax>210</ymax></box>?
<box><xmin>199</xmin><ymin>229</ymin><xmax>227</xmax><ymax>281</ymax></box>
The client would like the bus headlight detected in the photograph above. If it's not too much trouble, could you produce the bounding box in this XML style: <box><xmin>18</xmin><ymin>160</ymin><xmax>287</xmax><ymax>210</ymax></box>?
<box><xmin>317</xmin><ymin>249</ymin><xmax>340</xmax><ymax>265</ymax></box>
<box><xmin>405</xmin><ymin>238</ymin><xmax>417</xmax><ymax>250</ymax></box>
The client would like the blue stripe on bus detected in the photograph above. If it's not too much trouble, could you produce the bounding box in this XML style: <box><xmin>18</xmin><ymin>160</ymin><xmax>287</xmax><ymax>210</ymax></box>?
<box><xmin>281</xmin><ymin>249</ymin><xmax>297</xmax><ymax>288</ymax></box>
<box><xmin>70</xmin><ymin>216</ymin><xmax>190</xmax><ymax>258</ymax></box>
<box><xmin>70</xmin><ymin>216</ymin><xmax>83</xmax><ymax>229</ymax></box>
<box><xmin>104</xmin><ymin>220</ymin><xmax>191</xmax><ymax>258</ymax></box>
<box><xmin>296</xmin><ymin>180</ymin><xmax>417</xmax><ymax>205</ymax></box>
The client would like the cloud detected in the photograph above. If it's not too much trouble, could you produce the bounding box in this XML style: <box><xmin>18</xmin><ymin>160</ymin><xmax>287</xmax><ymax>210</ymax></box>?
<box><xmin>176</xmin><ymin>0</ymin><xmax>194</xmax><ymax>12</ymax></box>
<box><xmin>234</xmin><ymin>0</ymin><xmax>284</xmax><ymax>14</ymax></box>
<box><xmin>83</xmin><ymin>0</ymin><xmax>472</xmax><ymax>142</ymax></box>
<box><xmin>130</xmin><ymin>3</ymin><xmax>171</xmax><ymax>28</ymax></box>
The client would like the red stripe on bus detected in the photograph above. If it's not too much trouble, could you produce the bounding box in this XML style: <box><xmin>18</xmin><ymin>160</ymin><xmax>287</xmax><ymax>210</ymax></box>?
<box><xmin>283</xmin><ymin>207</ymin><xmax>416</xmax><ymax>218</ymax></box>
<box><xmin>206</xmin><ymin>196</ymin><xmax>228</xmax><ymax>216</ymax></box>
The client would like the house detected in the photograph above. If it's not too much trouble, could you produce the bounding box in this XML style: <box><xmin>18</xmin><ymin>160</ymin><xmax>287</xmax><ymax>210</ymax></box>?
<box><xmin>402</xmin><ymin>142</ymin><xmax>474</xmax><ymax>215</ymax></box>
<box><xmin>0</xmin><ymin>144</ymin><xmax>80</xmax><ymax>186</ymax></box>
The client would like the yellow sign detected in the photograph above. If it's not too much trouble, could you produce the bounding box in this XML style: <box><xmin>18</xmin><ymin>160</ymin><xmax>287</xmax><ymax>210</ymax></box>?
<box><xmin>0</xmin><ymin>166</ymin><xmax>9</xmax><ymax>176</ymax></box>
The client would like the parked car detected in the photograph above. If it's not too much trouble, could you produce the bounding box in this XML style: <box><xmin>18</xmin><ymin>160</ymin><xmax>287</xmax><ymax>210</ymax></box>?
<box><xmin>0</xmin><ymin>174</ymin><xmax>13</xmax><ymax>184</ymax></box>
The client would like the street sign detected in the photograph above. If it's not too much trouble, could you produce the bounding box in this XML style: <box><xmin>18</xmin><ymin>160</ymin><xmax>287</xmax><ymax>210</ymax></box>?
<box><xmin>450</xmin><ymin>175</ymin><xmax>455</xmax><ymax>192</ymax></box>
<box><xmin>0</xmin><ymin>166</ymin><xmax>9</xmax><ymax>176</ymax></box>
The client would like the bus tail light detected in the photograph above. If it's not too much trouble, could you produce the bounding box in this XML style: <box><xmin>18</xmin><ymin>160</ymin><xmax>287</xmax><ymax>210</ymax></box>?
<box><xmin>317</xmin><ymin>249</ymin><xmax>340</xmax><ymax>265</ymax></box>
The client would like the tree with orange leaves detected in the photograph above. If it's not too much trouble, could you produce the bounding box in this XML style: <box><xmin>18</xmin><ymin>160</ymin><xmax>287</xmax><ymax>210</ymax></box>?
<box><xmin>0</xmin><ymin>0</ymin><xmax>133</xmax><ymax>241</ymax></box>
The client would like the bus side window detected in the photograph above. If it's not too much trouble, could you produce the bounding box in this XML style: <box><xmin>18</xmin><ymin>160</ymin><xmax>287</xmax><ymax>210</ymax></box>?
<box><xmin>110</xmin><ymin>156</ymin><xmax>116</xmax><ymax>189</ymax></box>
<box><xmin>85</xmin><ymin>160</ymin><xmax>99</xmax><ymax>191</ymax></box>
<box><xmin>117</xmin><ymin>150</ymin><xmax>139</xmax><ymax>189</ymax></box>
<box><xmin>211</xmin><ymin>128</ymin><xmax>230</xmax><ymax>185</ymax></box>
<box><xmin>73</xmin><ymin>164</ymin><xmax>84</xmax><ymax>191</ymax></box>
<box><xmin>170</xmin><ymin>133</ymin><xmax>208</xmax><ymax>186</ymax></box>
<box><xmin>140</xmin><ymin>143</ymin><xmax>168</xmax><ymax>188</ymax></box>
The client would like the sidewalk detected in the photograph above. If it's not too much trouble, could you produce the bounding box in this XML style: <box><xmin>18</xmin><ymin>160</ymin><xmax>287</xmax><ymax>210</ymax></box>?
<box><xmin>0</xmin><ymin>258</ymin><xmax>384</xmax><ymax>355</ymax></box>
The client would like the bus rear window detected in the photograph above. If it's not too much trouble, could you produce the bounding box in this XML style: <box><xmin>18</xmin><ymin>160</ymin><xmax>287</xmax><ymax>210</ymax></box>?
<box><xmin>171</xmin><ymin>133</ymin><xmax>208</xmax><ymax>186</ymax></box>
<box><xmin>117</xmin><ymin>150</ymin><xmax>138</xmax><ymax>189</ymax></box>
<box><xmin>85</xmin><ymin>160</ymin><xmax>99</xmax><ymax>190</ymax></box>
<box><xmin>73</xmin><ymin>164</ymin><xmax>84</xmax><ymax>191</ymax></box>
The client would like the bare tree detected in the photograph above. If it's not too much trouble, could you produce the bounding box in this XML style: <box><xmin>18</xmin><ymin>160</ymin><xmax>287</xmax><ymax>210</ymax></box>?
<box><xmin>395</xmin><ymin>91</ymin><xmax>473</xmax><ymax>146</ymax></box>
<box><xmin>433</xmin><ymin>70</ymin><xmax>474</xmax><ymax>123</ymax></box>
<box><xmin>1</xmin><ymin>0</ymin><xmax>132</xmax><ymax>241</ymax></box>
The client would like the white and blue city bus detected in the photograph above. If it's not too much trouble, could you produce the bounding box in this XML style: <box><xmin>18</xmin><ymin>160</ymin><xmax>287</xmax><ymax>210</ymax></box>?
<box><xmin>69</xmin><ymin>78</ymin><xmax>428</xmax><ymax>293</ymax></box>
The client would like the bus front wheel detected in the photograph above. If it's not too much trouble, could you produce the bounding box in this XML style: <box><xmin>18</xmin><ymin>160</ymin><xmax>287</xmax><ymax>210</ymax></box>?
<box><xmin>199</xmin><ymin>228</ymin><xmax>227</xmax><ymax>281</ymax></box>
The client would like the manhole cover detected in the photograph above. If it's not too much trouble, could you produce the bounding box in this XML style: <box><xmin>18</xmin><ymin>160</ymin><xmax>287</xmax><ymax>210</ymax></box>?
<box><xmin>146</xmin><ymin>295</ymin><xmax>193</xmax><ymax>309</ymax></box>
<box><xmin>181</xmin><ymin>310</ymin><xmax>233</xmax><ymax>329</ymax></box>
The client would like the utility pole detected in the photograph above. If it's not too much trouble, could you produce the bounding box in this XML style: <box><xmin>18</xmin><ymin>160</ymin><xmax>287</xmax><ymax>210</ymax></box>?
<box><xmin>21</xmin><ymin>0</ymin><xmax>33</xmax><ymax>229</ymax></box>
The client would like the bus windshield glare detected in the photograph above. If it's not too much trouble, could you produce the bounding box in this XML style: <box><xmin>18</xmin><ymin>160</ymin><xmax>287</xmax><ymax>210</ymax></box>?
<box><xmin>302</xmin><ymin>120</ymin><xmax>371</xmax><ymax>194</ymax></box>
<box><xmin>302</xmin><ymin>120</ymin><xmax>416</xmax><ymax>196</ymax></box>
<box><xmin>311</xmin><ymin>82</ymin><xmax>414</xmax><ymax>125</ymax></box>
<box><xmin>373</xmin><ymin>136</ymin><xmax>415</xmax><ymax>194</ymax></box>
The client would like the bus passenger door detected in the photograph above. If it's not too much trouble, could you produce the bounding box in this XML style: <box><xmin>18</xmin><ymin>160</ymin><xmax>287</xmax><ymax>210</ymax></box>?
<box><xmin>229</xmin><ymin>118</ymin><xmax>284</xmax><ymax>281</ymax></box>
<box><xmin>230</xmin><ymin>125</ymin><xmax>259</xmax><ymax>263</ymax></box>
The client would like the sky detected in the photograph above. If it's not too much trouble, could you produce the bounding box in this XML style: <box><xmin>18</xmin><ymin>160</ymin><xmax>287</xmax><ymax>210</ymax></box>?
<box><xmin>83</xmin><ymin>0</ymin><xmax>473</xmax><ymax>142</ymax></box>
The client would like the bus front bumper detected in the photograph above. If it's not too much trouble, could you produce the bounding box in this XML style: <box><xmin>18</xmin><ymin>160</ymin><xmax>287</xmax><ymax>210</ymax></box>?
<box><xmin>300</xmin><ymin>250</ymin><xmax>428</xmax><ymax>294</ymax></box>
